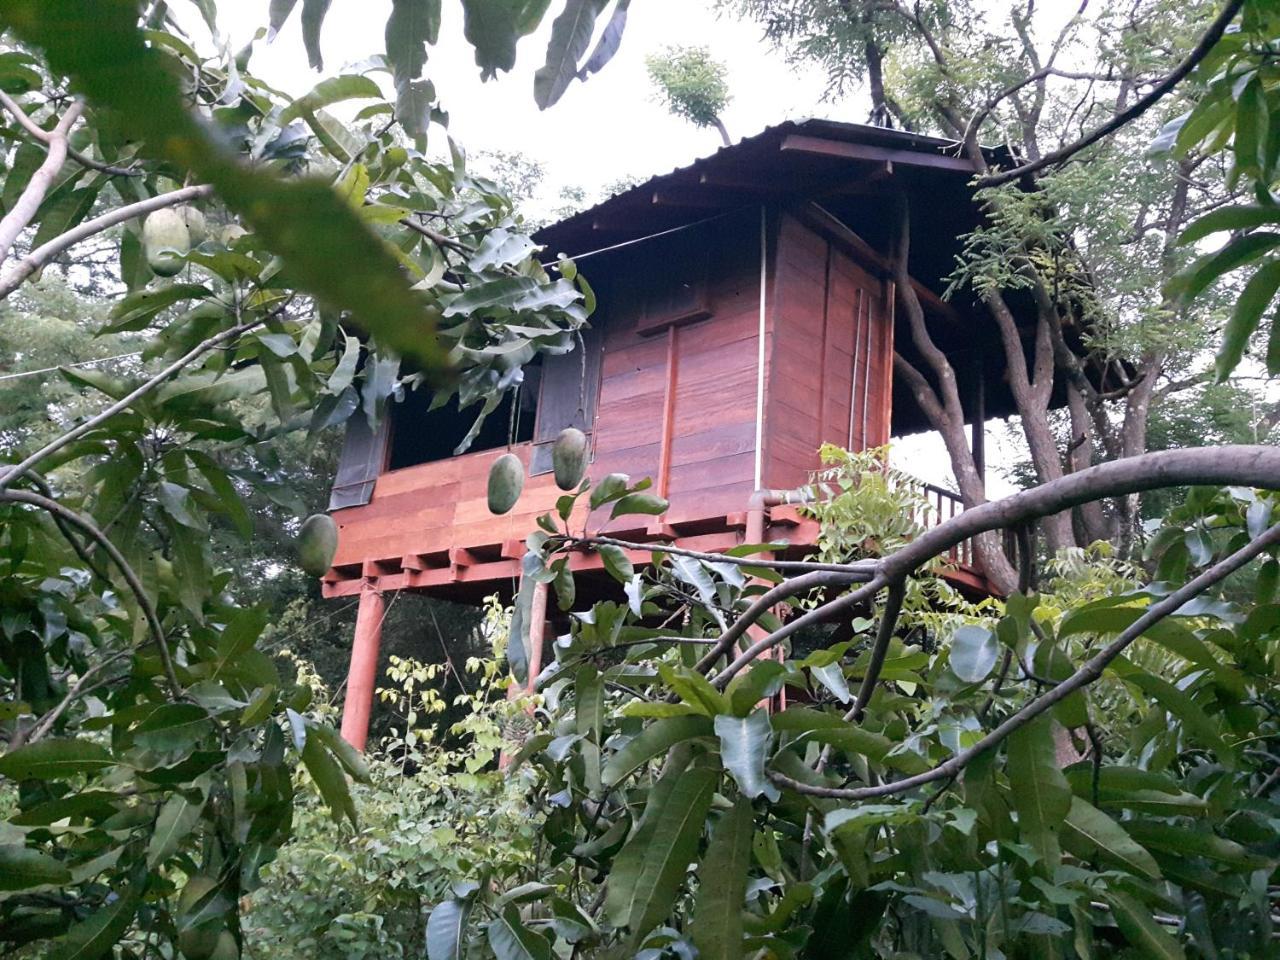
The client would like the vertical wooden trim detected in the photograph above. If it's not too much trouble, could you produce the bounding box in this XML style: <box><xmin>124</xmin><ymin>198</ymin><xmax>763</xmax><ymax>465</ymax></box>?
<box><xmin>848</xmin><ymin>286</ymin><xmax>865</xmax><ymax>449</ymax></box>
<box><xmin>882</xmin><ymin>280</ymin><xmax>896</xmax><ymax>447</ymax></box>
<box><xmin>657</xmin><ymin>324</ymin><xmax>679</xmax><ymax>498</ymax></box>
<box><xmin>340</xmin><ymin>583</ymin><xmax>386</xmax><ymax>751</ymax></box>
<box><xmin>753</xmin><ymin>205</ymin><xmax>768</xmax><ymax>490</ymax></box>
<box><xmin>816</xmin><ymin>242</ymin><xmax>833</xmax><ymax>445</ymax></box>
<box><xmin>860</xmin><ymin>284</ymin><xmax>873</xmax><ymax>449</ymax></box>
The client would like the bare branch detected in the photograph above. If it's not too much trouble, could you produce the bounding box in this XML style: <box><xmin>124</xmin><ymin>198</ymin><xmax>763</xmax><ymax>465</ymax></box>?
<box><xmin>0</xmin><ymin>183</ymin><xmax>214</xmax><ymax>300</ymax></box>
<box><xmin>0</xmin><ymin>91</ymin><xmax>142</xmax><ymax>177</ymax></box>
<box><xmin>0</xmin><ymin>100</ymin><xmax>83</xmax><ymax>265</ymax></box>
<box><xmin>977</xmin><ymin>0</ymin><xmax>1246</xmax><ymax>187</ymax></box>
<box><xmin>848</xmin><ymin>580</ymin><xmax>905</xmax><ymax>720</ymax></box>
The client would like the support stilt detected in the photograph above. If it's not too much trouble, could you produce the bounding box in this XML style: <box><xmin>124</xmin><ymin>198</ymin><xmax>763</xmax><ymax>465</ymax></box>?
<box><xmin>340</xmin><ymin>583</ymin><xmax>385</xmax><ymax>751</ymax></box>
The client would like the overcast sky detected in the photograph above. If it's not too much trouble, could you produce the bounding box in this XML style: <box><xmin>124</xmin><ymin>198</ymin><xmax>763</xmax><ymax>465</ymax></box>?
<box><xmin>215</xmin><ymin>1</ymin><xmax>849</xmax><ymax>201</ymax></box>
<box><xmin>204</xmin><ymin>0</ymin><xmax>1023</xmax><ymax>494</ymax></box>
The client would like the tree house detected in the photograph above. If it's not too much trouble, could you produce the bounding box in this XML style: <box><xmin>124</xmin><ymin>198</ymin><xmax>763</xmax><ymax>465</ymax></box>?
<box><xmin>325</xmin><ymin>120</ymin><xmax>1049</xmax><ymax>747</ymax></box>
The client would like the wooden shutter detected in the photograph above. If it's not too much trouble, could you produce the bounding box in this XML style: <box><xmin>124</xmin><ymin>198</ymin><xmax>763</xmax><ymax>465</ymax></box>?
<box><xmin>328</xmin><ymin>413</ymin><xmax>390</xmax><ymax>510</ymax></box>
<box><xmin>531</xmin><ymin>325</ymin><xmax>604</xmax><ymax>475</ymax></box>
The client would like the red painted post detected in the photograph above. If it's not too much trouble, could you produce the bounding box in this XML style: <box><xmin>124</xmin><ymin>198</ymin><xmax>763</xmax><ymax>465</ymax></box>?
<box><xmin>340</xmin><ymin>583</ymin><xmax>385</xmax><ymax>751</ymax></box>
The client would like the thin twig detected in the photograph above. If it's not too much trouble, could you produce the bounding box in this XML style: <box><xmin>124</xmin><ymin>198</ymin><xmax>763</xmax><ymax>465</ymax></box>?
<box><xmin>0</xmin><ymin>90</ymin><xmax>142</xmax><ymax>177</ymax></box>
<box><xmin>0</xmin><ymin>306</ymin><xmax>280</xmax><ymax>492</ymax></box>
<box><xmin>848</xmin><ymin>580</ymin><xmax>905</xmax><ymax>720</ymax></box>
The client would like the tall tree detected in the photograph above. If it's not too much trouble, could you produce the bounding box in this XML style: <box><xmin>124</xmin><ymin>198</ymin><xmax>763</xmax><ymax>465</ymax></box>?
<box><xmin>725</xmin><ymin>0</ymin><xmax>1260</xmax><ymax>586</ymax></box>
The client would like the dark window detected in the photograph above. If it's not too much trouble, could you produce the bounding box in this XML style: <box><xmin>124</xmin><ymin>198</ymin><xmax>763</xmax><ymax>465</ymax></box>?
<box><xmin>386</xmin><ymin>366</ymin><xmax>541</xmax><ymax>472</ymax></box>
<box><xmin>531</xmin><ymin>325</ymin><xmax>604</xmax><ymax>475</ymax></box>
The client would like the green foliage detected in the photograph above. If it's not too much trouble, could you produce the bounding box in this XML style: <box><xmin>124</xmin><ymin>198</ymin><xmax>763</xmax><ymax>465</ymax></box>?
<box><xmin>0</xmin><ymin>1</ymin><xmax>615</xmax><ymax>955</ymax></box>
<box><xmin>243</xmin><ymin>647</ymin><xmax>538</xmax><ymax>959</ymax></box>
<box><xmin>645</xmin><ymin>45</ymin><xmax>732</xmax><ymax>131</ymax></box>
<box><xmin>399</xmin><ymin>467</ymin><xmax>1280</xmax><ymax>958</ymax></box>
<box><xmin>1153</xmin><ymin>0</ymin><xmax>1280</xmax><ymax>377</ymax></box>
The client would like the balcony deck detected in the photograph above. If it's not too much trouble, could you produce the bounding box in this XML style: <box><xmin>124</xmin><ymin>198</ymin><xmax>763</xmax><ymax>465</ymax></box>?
<box><xmin>322</xmin><ymin>444</ymin><xmax>993</xmax><ymax>602</ymax></box>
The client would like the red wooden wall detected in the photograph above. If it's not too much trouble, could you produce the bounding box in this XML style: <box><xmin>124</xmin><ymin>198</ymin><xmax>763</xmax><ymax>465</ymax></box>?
<box><xmin>324</xmin><ymin>207</ymin><xmax>899</xmax><ymax>599</ymax></box>
<box><xmin>762</xmin><ymin>212</ymin><xmax>895</xmax><ymax>490</ymax></box>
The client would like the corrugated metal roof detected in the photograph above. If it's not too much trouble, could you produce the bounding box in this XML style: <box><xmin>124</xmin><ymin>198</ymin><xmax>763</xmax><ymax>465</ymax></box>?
<box><xmin>534</xmin><ymin>118</ymin><xmax>1001</xmax><ymax>252</ymax></box>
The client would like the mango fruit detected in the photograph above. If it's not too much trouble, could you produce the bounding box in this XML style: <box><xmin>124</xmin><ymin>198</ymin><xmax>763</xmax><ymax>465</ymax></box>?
<box><xmin>297</xmin><ymin>514</ymin><xmax>339</xmax><ymax>577</ymax></box>
<box><xmin>552</xmin><ymin>427</ymin><xmax>589</xmax><ymax>491</ymax></box>
<box><xmin>143</xmin><ymin>207</ymin><xmax>191</xmax><ymax>277</ymax></box>
<box><xmin>488</xmin><ymin>453</ymin><xmax>524</xmax><ymax>515</ymax></box>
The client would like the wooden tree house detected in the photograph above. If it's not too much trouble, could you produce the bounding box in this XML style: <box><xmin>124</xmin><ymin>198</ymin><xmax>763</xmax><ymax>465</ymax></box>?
<box><xmin>325</xmin><ymin>120</ymin><xmax>1060</xmax><ymax>748</ymax></box>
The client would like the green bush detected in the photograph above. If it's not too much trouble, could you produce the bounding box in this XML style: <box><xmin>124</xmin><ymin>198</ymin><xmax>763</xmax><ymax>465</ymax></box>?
<box><xmin>243</xmin><ymin>620</ymin><xmax>542</xmax><ymax>959</ymax></box>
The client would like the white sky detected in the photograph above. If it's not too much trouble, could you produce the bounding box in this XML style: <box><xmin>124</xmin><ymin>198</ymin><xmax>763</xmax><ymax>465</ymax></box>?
<box><xmin>203</xmin><ymin>0</ymin><xmax>1024</xmax><ymax>495</ymax></box>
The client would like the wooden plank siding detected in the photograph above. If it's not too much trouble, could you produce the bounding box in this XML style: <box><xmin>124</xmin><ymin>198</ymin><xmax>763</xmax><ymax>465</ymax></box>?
<box><xmin>762</xmin><ymin>212</ymin><xmax>894</xmax><ymax>490</ymax></box>
<box><xmin>325</xmin><ymin>216</ymin><xmax>772</xmax><ymax>599</ymax></box>
<box><xmin>322</xmin><ymin>209</ymin><xmax>981</xmax><ymax>603</ymax></box>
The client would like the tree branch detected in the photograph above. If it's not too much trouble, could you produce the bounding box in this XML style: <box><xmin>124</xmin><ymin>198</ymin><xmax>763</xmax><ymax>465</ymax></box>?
<box><xmin>0</xmin><ymin>308</ymin><xmax>269</xmax><ymax>493</ymax></box>
<box><xmin>0</xmin><ymin>91</ymin><xmax>142</xmax><ymax>177</ymax></box>
<box><xmin>772</xmin><ymin>512</ymin><xmax>1280</xmax><ymax>800</ymax></box>
<box><xmin>0</xmin><ymin>100</ymin><xmax>83</xmax><ymax>266</ymax></box>
<box><xmin>707</xmin><ymin>445</ymin><xmax>1280</xmax><ymax>685</ymax></box>
<box><xmin>977</xmin><ymin>0</ymin><xmax>1246</xmax><ymax>187</ymax></box>
<box><xmin>0</xmin><ymin>183</ymin><xmax>214</xmax><ymax>300</ymax></box>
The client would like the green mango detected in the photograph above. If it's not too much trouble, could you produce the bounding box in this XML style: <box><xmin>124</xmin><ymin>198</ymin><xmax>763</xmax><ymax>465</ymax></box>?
<box><xmin>552</xmin><ymin>427</ymin><xmax>589</xmax><ymax>491</ymax></box>
<box><xmin>143</xmin><ymin>206</ymin><xmax>191</xmax><ymax>276</ymax></box>
<box><xmin>488</xmin><ymin>452</ymin><xmax>525</xmax><ymax>515</ymax></box>
<box><xmin>297</xmin><ymin>513</ymin><xmax>338</xmax><ymax>577</ymax></box>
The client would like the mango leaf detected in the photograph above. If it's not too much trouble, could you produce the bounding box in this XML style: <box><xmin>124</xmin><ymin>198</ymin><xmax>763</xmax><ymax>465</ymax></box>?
<box><xmin>267</xmin><ymin>0</ymin><xmax>301</xmax><ymax>38</ymax></box>
<box><xmin>487</xmin><ymin>904</ymin><xmax>552</xmax><ymax>960</ymax></box>
<box><xmin>1060</xmin><ymin>796</ymin><xmax>1161</xmax><ymax>880</ymax></box>
<box><xmin>46</xmin><ymin>883</ymin><xmax>141</xmax><ymax>960</ymax></box>
<box><xmin>534</xmin><ymin>0</ymin><xmax>610</xmax><ymax>109</ymax></box>
<box><xmin>610</xmin><ymin>492</ymin><xmax>669</xmax><ymax>519</ymax></box>
<box><xmin>280</xmin><ymin>75</ymin><xmax>382</xmax><ymax>124</ymax></box>
<box><xmin>716</xmin><ymin>710</ymin><xmax>779</xmax><ymax>801</ymax></box>
<box><xmin>601</xmin><ymin>715</ymin><xmax>713</xmax><ymax>786</ymax></box>
<box><xmin>385</xmin><ymin>0</ymin><xmax>441</xmax><ymax>83</ymax></box>
<box><xmin>604</xmin><ymin>765</ymin><xmax>717</xmax><ymax>935</ymax></box>
<box><xmin>589</xmin><ymin>472</ymin><xmax>630</xmax><ymax>509</ymax></box>
<box><xmin>949</xmin><ymin>624</ymin><xmax>998</xmax><ymax>683</ymax></box>
<box><xmin>1179</xmin><ymin>203</ymin><xmax>1280</xmax><ymax>245</ymax></box>
<box><xmin>146</xmin><ymin>783</ymin><xmax>208</xmax><ymax>868</ymax></box>
<box><xmin>691</xmin><ymin>796</ymin><xmax>752</xmax><ymax>960</ymax></box>
<box><xmin>597</xmin><ymin>543</ymin><xmax>634</xmax><ymax>584</ymax></box>
<box><xmin>1005</xmin><ymin>715</ymin><xmax>1071</xmax><ymax>873</ymax></box>
<box><xmin>300</xmin><ymin>732</ymin><xmax>356</xmax><ymax>827</ymax></box>
<box><xmin>1102</xmin><ymin>890</ymin><xmax>1186</xmax><ymax>960</ymax></box>
<box><xmin>0</xmin><ymin>739</ymin><xmax>114</xmax><ymax>780</ymax></box>
<box><xmin>0</xmin><ymin>845</ymin><xmax>72</xmax><ymax>891</ymax></box>
<box><xmin>1216</xmin><ymin>258</ymin><xmax>1280</xmax><ymax>379</ymax></box>
<box><xmin>427</xmin><ymin>895</ymin><xmax>475</xmax><ymax>960</ymax></box>
<box><xmin>1123</xmin><ymin>820</ymin><xmax>1271</xmax><ymax>871</ymax></box>
<box><xmin>461</xmin><ymin>0</ymin><xmax>549</xmax><ymax>79</ymax></box>
<box><xmin>300</xmin><ymin>0</ymin><xmax>331</xmax><ymax>70</ymax></box>
<box><xmin>578</xmin><ymin>0</ymin><xmax>630</xmax><ymax>80</ymax></box>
